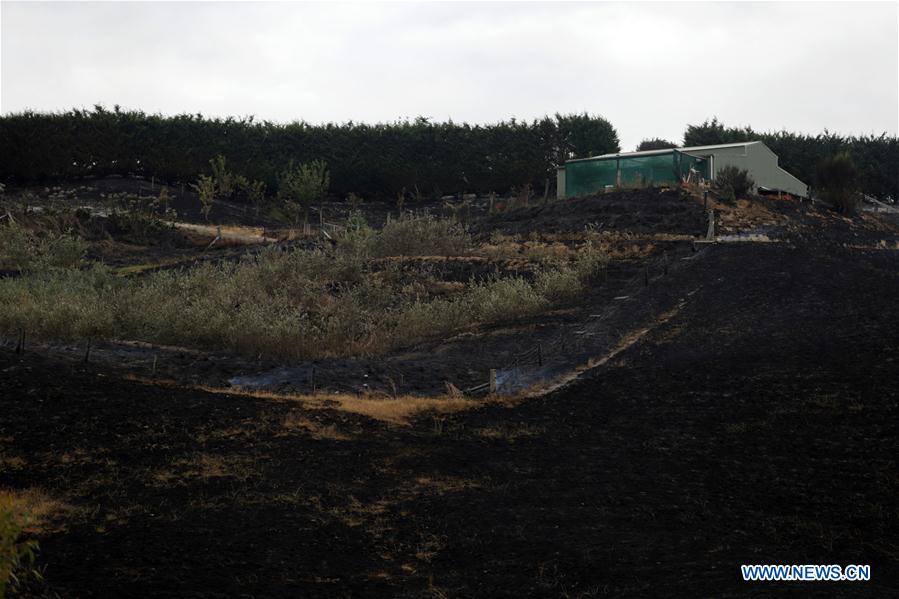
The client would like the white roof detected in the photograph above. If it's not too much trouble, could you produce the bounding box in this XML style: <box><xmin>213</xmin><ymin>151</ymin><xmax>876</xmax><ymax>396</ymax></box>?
<box><xmin>570</xmin><ymin>141</ymin><xmax>762</xmax><ymax>163</ymax></box>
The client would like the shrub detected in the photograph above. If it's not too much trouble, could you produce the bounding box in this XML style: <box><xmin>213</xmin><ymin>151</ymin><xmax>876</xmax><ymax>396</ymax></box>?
<box><xmin>336</xmin><ymin>210</ymin><xmax>374</xmax><ymax>256</ymax></box>
<box><xmin>0</xmin><ymin>222</ymin><xmax>31</xmax><ymax>271</ymax></box>
<box><xmin>35</xmin><ymin>231</ymin><xmax>88</xmax><ymax>269</ymax></box>
<box><xmin>534</xmin><ymin>242</ymin><xmax>607</xmax><ymax>302</ymax></box>
<box><xmin>278</xmin><ymin>160</ymin><xmax>330</xmax><ymax>226</ymax></box>
<box><xmin>0</xmin><ymin>224</ymin><xmax>607</xmax><ymax>359</ymax></box>
<box><xmin>713</xmin><ymin>165</ymin><xmax>755</xmax><ymax>201</ymax></box>
<box><xmin>105</xmin><ymin>210</ymin><xmax>178</xmax><ymax>246</ymax></box>
<box><xmin>362</xmin><ymin>217</ymin><xmax>471</xmax><ymax>258</ymax></box>
<box><xmin>0</xmin><ymin>222</ymin><xmax>87</xmax><ymax>272</ymax></box>
<box><xmin>816</xmin><ymin>152</ymin><xmax>860</xmax><ymax>213</ymax></box>
<box><xmin>244</xmin><ymin>179</ymin><xmax>267</xmax><ymax>216</ymax></box>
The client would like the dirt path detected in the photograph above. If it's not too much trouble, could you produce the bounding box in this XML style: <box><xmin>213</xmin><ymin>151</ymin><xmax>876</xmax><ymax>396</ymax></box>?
<box><xmin>171</xmin><ymin>221</ymin><xmax>279</xmax><ymax>244</ymax></box>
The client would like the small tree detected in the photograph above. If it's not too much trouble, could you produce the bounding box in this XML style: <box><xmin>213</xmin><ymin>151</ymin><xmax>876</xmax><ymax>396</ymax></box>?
<box><xmin>347</xmin><ymin>192</ymin><xmax>363</xmax><ymax>212</ymax></box>
<box><xmin>209</xmin><ymin>155</ymin><xmax>234</xmax><ymax>197</ymax></box>
<box><xmin>278</xmin><ymin>160</ymin><xmax>329</xmax><ymax>226</ymax></box>
<box><xmin>816</xmin><ymin>152</ymin><xmax>859</xmax><ymax>214</ymax></box>
<box><xmin>245</xmin><ymin>179</ymin><xmax>266</xmax><ymax>216</ymax></box>
<box><xmin>713</xmin><ymin>166</ymin><xmax>754</xmax><ymax>201</ymax></box>
<box><xmin>157</xmin><ymin>186</ymin><xmax>170</xmax><ymax>214</ymax></box>
<box><xmin>396</xmin><ymin>189</ymin><xmax>405</xmax><ymax>218</ymax></box>
<box><xmin>192</xmin><ymin>175</ymin><xmax>216</xmax><ymax>222</ymax></box>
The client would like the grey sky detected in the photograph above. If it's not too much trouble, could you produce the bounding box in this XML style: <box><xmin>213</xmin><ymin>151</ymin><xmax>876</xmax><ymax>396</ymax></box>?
<box><xmin>1</xmin><ymin>1</ymin><xmax>897</xmax><ymax>150</ymax></box>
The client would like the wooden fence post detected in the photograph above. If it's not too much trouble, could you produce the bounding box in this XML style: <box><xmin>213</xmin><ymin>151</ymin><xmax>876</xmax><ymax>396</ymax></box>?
<box><xmin>489</xmin><ymin>369</ymin><xmax>497</xmax><ymax>394</ymax></box>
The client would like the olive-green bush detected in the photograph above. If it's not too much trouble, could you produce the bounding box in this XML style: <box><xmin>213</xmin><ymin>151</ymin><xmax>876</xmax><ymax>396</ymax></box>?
<box><xmin>0</xmin><ymin>222</ymin><xmax>607</xmax><ymax>360</ymax></box>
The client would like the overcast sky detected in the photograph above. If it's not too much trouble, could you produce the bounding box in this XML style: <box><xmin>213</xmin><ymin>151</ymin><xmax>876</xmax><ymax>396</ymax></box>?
<box><xmin>1</xmin><ymin>1</ymin><xmax>897</xmax><ymax>150</ymax></box>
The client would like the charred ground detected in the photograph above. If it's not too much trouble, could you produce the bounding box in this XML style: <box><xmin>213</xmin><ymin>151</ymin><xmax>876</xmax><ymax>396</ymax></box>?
<box><xmin>1</xmin><ymin>187</ymin><xmax>898</xmax><ymax>597</ymax></box>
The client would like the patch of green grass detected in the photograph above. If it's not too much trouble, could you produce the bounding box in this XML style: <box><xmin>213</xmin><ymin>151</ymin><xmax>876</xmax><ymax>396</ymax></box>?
<box><xmin>0</xmin><ymin>218</ymin><xmax>608</xmax><ymax>359</ymax></box>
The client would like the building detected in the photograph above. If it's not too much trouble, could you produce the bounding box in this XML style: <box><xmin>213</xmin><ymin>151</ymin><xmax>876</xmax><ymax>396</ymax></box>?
<box><xmin>557</xmin><ymin>141</ymin><xmax>808</xmax><ymax>199</ymax></box>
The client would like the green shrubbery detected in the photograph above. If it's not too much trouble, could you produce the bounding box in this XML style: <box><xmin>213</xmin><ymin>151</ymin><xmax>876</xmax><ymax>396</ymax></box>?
<box><xmin>0</xmin><ymin>108</ymin><xmax>620</xmax><ymax>198</ymax></box>
<box><xmin>816</xmin><ymin>152</ymin><xmax>860</xmax><ymax>214</ymax></box>
<box><xmin>361</xmin><ymin>217</ymin><xmax>472</xmax><ymax>258</ymax></box>
<box><xmin>0</xmin><ymin>219</ymin><xmax>607</xmax><ymax>359</ymax></box>
<box><xmin>278</xmin><ymin>160</ymin><xmax>330</xmax><ymax>225</ymax></box>
<box><xmin>0</xmin><ymin>507</ymin><xmax>39</xmax><ymax>597</ymax></box>
<box><xmin>713</xmin><ymin>165</ymin><xmax>755</xmax><ymax>201</ymax></box>
<box><xmin>0</xmin><ymin>222</ymin><xmax>87</xmax><ymax>272</ymax></box>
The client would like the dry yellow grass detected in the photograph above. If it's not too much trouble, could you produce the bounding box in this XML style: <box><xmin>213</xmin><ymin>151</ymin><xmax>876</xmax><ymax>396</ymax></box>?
<box><xmin>122</xmin><ymin>371</ymin><xmax>493</xmax><ymax>429</ymax></box>
<box><xmin>152</xmin><ymin>452</ymin><xmax>258</xmax><ymax>486</ymax></box>
<box><xmin>473</xmin><ymin>423</ymin><xmax>546</xmax><ymax>441</ymax></box>
<box><xmin>195</xmin><ymin>385</ymin><xmax>480</xmax><ymax>426</ymax></box>
<box><xmin>172</xmin><ymin>221</ymin><xmax>277</xmax><ymax>244</ymax></box>
<box><xmin>0</xmin><ymin>455</ymin><xmax>26</xmax><ymax>471</ymax></box>
<box><xmin>280</xmin><ymin>413</ymin><xmax>351</xmax><ymax>440</ymax></box>
<box><xmin>702</xmin><ymin>197</ymin><xmax>787</xmax><ymax>231</ymax></box>
<box><xmin>123</xmin><ymin>374</ymin><xmax>482</xmax><ymax>426</ymax></box>
<box><xmin>0</xmin><ymin>488</ymin><xmax>82</xmax><ymax>534</ymax></box>
<box><xmin>412</xmin><ymin>476</ymin><xmax>480</xmax><ymax>495</ymax></box>
<box><xmin>371</xmin><ymin>255</ymin><xmax>488</xmax><ymax>264</ymax></box>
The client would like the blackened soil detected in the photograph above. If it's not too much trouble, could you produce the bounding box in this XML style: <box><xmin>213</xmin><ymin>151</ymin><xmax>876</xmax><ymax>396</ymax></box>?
<box><xmin>472</xmin><ymin>188</ymin><xmax>708</xmax><ymax>237</ymax></box>
<box><xmin>2</xmin><ymin>221</ymin><xmax>898</xmax><ymax>597</ymax></box>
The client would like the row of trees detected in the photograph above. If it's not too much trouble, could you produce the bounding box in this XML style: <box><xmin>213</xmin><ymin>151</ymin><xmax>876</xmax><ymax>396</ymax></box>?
<box><xmin>683</xmin><ymin>118</ymin><xmax>898</xmax><ymax>200</ymax></box>
<box><xmin>0</xmin><ymin>107</ymin><xmax>620</xmax><ymax>199</ymax></box>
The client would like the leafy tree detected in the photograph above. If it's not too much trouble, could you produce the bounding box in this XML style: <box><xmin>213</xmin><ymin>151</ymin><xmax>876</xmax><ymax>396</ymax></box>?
<box><xmin>192</xmin><ymin>175</ymin><xmax>216</xmax><ymax>222</ymax></box>
<box><xmin>816</xmin><ymin>152</ymin><xmax>860</xmax><ymax>213</ymax></box>
<box><xmin>636</xmin><ymin>138</ymin><xmax>678</xmax><ymax>151</ymax></box>
<box><xmin>278</xmin><ymin>160</ymin><xmax>329</xmax><ymax>225</ymax></box>
<box><xmin>209</xmin><ymin>155</ymin><xmax>235</xmax><ymax>197</ymax></box>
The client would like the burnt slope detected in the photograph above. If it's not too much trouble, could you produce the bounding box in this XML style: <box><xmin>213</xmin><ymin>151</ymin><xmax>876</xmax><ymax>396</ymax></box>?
<box><xmin>2</xmin><ymin>214</ymin><xmax>898</xmax><ymax>597</ymax></box>
<box><xmin>405</xmin><ymin>241</ymin><xmax>899</xmax><ymax>597</ymax></box>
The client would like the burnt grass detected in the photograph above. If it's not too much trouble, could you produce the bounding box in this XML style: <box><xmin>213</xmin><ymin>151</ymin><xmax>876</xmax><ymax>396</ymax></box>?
<box><xmin>472</xmin><ymin>188</ymin><xmax>705</xmax><ymax>236</ymax></box>
<box><xmin>2</xmin><ymin>194</ymin><xmax>899</xmax><ymax>597</ymax></box>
